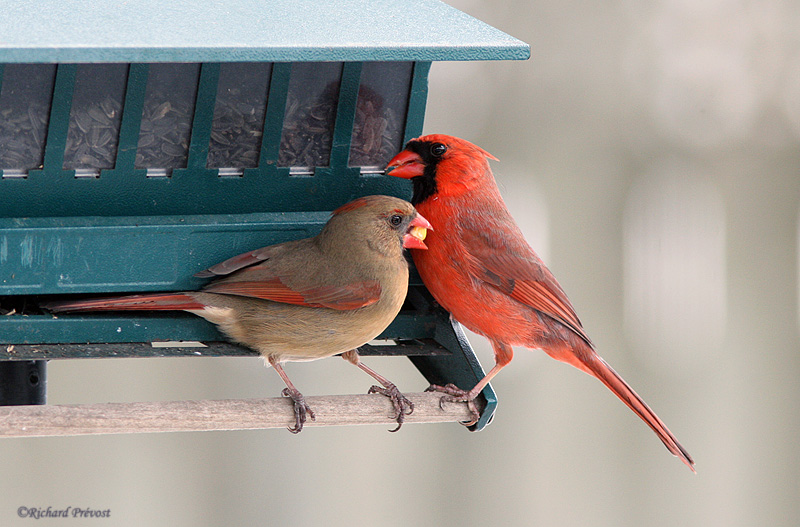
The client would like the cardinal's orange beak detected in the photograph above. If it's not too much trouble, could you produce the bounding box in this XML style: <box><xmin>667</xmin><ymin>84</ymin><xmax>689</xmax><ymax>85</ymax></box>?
<box><xmin>403</xmin><ymin>213</ymin><xmax>433</xmax><ymax>250</ymax></box>
<box><xmin>386</xmin><ymin>150</ymin><xmax>425</xmax><ymax>179</ymax></box>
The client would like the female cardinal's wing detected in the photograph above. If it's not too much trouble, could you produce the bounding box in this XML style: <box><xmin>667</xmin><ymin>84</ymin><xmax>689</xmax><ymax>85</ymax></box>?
<box><xmin>461</xmin><ymin>226</ymin><xmax>592</xmax><ymax>346</ymax></box>
<box><xmin>202</xmin><ymin>278</ymin><xmax>381</xmax><ymax>310</ymax></box>
<box><xmin>198</xmin><ymin>241</ymin><xmax>382</xmax><ymax>311</ymax></box>
<box><xmin>194</xmin><ymin>244</ymin><xmax>284</xmax><ymax>278</ymax></box>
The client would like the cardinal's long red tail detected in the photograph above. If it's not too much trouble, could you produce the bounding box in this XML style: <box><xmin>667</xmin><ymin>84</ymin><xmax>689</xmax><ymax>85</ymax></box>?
<box><xmin>43</xmin><ymin>293</ymin><xmax>206</xmax><ymax>313</ymax></box>
<box><xmin>548</xmin><ymin>342</ymin><xmax>695</xmax><ymax>472</ymax></box>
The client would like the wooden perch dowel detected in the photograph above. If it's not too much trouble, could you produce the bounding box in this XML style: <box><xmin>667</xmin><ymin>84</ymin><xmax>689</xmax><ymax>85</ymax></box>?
<box><xmin>0</xmin><ymin>392</ymin><xmax>479</xmax><ymax>438</ymax></box>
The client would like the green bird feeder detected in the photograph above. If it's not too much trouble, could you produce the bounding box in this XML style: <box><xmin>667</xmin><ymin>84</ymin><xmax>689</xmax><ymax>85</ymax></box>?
<box><xmin>0</xmin><ymin>0</ymin><xmax>529</xmax><ymax>431</ymax></box>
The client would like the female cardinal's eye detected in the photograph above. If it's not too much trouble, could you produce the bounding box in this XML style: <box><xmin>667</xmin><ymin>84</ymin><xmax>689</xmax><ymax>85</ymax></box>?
<box><xmin>430</xmin><ymin>143</ymin><xmax>447</xmax><ymax>157</ymax></box>
<box><xmin>389</xmin><ymin>214</ymin><xmax>403</xmax><ymax>227</ymax></box>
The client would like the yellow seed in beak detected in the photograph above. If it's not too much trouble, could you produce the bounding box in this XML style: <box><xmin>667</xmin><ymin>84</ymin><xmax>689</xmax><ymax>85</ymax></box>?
<box><xmin>409</xmin><ymin>226</ymin><xmax>427</xmax><ymax>241</ymax></box>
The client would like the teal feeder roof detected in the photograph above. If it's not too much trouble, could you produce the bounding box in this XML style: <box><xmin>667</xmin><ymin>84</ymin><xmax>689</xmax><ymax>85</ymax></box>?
<box><xmin>0</xmin><ymin>0</ymin><xmax>530</xmax><ymax>63</ymax></box>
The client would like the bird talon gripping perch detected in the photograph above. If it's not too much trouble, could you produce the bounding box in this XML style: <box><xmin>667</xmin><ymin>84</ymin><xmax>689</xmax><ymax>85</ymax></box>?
<box><xmin>367</xmin><ymin>384</ymin><xmax>414</xmax><ymax>432</ymax></box>
<box><xmin>427</xmin><ymin>383</ymin><xmax>480</xmax><ymax>426</ymax></box>
<box><xmin>282</xmin><ymin>387</ymin><xmax>316</xmax><ymax>434</ymax></box>
<box><xmin>341</xmin><ymin>349</ymin><xmax>414</xmax><ymax>432</ymax></box>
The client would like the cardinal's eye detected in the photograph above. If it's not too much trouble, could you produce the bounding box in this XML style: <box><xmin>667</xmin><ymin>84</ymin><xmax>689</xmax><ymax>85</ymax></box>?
<box><xmin>389</xmin><ymin>214</ymin><xmax>403</xmax><ymax>227</ymax></box>
<box><xmin>430</xmin><ymin>143</ymin><xmax>447</xmax><ymax>157</ymax></box>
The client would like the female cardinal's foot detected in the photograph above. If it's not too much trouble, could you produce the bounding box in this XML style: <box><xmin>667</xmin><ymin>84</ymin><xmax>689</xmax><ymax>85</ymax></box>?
<box><xmin>426</xmin><ymin>383</ymin><xmax>480</xmax><ymax>426</ymax></box>
<box><xmin>281</xmin><ymin>387</ymin><xmax>316</xmax><ymax>433</ymax></box>
<box><xmin>368</xmin><ymin>383</ymin><xmax>414</xmax><ymax>432</ymax></box>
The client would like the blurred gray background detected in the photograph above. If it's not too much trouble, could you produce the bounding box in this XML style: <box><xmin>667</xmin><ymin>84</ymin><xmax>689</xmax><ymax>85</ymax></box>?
<box><xmin>4</xmin><ymin>0</ymin><xmax>800</xmax><ymax>525</ymax></box>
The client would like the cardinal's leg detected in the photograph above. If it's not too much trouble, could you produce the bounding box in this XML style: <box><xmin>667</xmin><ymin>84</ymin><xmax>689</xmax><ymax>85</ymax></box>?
<box><xmin>341</xmin><ymin>349</ymin><xmax>414</xmax><ymax>432</ymax></box>
<box><xmin>427</xmin><ymin>340</ymin><xmax>512</xmax><ymax>426</ymax></box>
<box><xmin>269</xmin><ymin>358</ymin><xmax>315</xmax><ymax>433</ymax></box>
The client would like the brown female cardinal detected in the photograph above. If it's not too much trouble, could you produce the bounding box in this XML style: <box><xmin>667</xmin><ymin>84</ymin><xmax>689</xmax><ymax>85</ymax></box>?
<box><xmin>386</xmin><ymin>134</ymin><xmax>695</xmax><ymax>471</ymax></box>
<box><xmin>44</xmin><ymin>195</ymin><xmax>432</xmax><ymax>433</ymax></box>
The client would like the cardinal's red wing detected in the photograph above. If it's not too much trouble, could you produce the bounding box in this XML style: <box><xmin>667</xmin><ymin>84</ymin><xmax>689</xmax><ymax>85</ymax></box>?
<box><xmin>461</xmin><ymin>228</ymin><xmax>592</xmax><ymax>346</ymax></box>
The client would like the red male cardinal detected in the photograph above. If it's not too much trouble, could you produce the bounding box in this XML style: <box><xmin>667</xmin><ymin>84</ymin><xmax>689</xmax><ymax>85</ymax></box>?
<box><xmin>386</xmin><ymin>135</ymin><xmax>695</xmax><ymax>471</ymax></box>
<box><xmin>44</xmin><ymin>195</ymin><xmax>432</xmax><ymax>433</ymax></box>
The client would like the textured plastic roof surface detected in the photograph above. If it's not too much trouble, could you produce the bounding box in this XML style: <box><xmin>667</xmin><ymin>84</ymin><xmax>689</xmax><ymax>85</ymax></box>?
<box><xmin>0</xmin><ymin>0</ymin><xmax>530</xmax><ymax>63</ymax></box>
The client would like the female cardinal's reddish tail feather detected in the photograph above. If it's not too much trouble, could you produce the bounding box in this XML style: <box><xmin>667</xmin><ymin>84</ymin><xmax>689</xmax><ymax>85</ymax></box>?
<box><xmin>547</xmin><ymin>340</ymin><xmax>695</xmax><ymax>471</ymax></box>
<box><xmin>43</xmin><ymin>293</ymin><xmax>207</xmax><ymax>313</ymax></box>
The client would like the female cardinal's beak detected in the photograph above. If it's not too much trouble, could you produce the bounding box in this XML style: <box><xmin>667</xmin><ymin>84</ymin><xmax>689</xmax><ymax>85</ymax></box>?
<box><xmin>385</xmin><ymin>150</ymin><xmax>425</xmax><ymax>179</ymax></box>
<box><xmin>403</xmin><ymin>214</ymin><xmax>433</xmax><ymax>250</ymax></box>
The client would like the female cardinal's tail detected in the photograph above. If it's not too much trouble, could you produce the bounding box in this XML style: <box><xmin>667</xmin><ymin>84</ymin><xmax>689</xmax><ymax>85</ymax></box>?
<box><xmin>546</xmin><ymin>341</ymin><xmax>695</xmax><ymax>472</ymax></box>
<box><xmin>42</xmin><ymin>293</ymin><xmax>206</xmax><ymax>313</ymax></box>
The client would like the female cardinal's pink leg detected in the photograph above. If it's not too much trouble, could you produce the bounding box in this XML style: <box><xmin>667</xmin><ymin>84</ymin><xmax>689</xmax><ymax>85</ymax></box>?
<box><xmin>269</xmin><ymin>358</ymin><xmax>315</xmax><ymax>433</ymax></box>
<box><xmin>427</xmin><ymin>341</ymin><xmax>512</xmax><ymax>425</ymax></box>
<box><xmin>342</xmin><ymin>350</ymin><xmax>414</xmax><ymax>432</ymax></box>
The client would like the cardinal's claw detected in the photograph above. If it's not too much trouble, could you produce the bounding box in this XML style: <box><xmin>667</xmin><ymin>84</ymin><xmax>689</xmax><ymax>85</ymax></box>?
<box><xmin>369</xmin><ymin>383</ymin><xmax>414</xmax><ymax>432</ymax></box>
<box><xmin>281</xmin><ymin>387</ymin><xmax>316</xmax><ymax>433</ymax></box>
<box><xmin>426</xmin><ymin>383</ymin><xmax>480</xmax><ymax>426</ymax></box>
